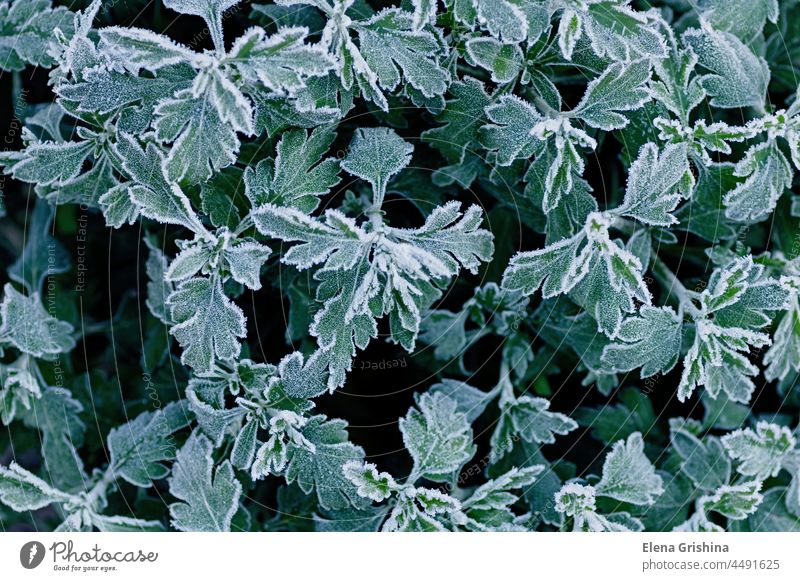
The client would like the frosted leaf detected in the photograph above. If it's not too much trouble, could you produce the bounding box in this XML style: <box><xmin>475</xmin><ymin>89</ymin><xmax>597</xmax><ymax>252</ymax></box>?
<box><xmin>223</xmin><ymin>239</ymin><xmax>271</xmax><ymax>290</ymax></box>
<box><xmin>479</xmin><ymin>94</ymin><xmax>543</xmax><ymax>166</ymax></box>
<box><xmin>505</xmin><ymin>212</ymin><xmax>651</xmax><ymax>337</ymax></box>
<box><xmin>596</xmin><ymin>433</ymin><xmax>664</xmax><ymax>505</ymax></box>
<box><xmin>98</xmin><ymin>184</ymin><xmax>140</xmax><ymax>229</ymax></box>
<box><xmin>166</xmin><ymin>243</ymin><xmax>214</xmax><ymax>283</ymax></box>
<box><xmin>285</xmin><ymin>415</ymin><xmax>367</xmax><ymax>510</ymax></box>
<box><xmin>275</xmin><ymin>347</ymin><xmax>330</xmax><ymax>399</ymax></box>
<box><xmin>580</xmin><ymin>2</ymin><xmax>666</xmax><ymax>62</ymax></box>
<box><xmin>186</xmin><ymin>377</ymin><xmax>245</xmax><ymax>446</ymax></box>
<box><xmin>554</xmin><ymin>482</ymin><xmax>640</xmax><ymax>531</ymax></box>
<box><xmin>601</xmin><ymin>306</ymin><xmax>682</xmax><ymax>378</ymax></box>
<box><xmin>382</xmin><ymin>487</ymin><xmax>461</xmax><ymax>531</ymax></box>
<box><xmin>0</xmin><ymin>462</ymin><xmax>71</xmax><ymax>512</ymax></box>
<box><xmin>461</xmin><ymin>466</ymin><xmax>543</xmax><ymax>530</ymax></box>
<box><xmin>724</xmin><ymin>140</ymin><xmax>792</xmax><ymax>223</ymax></box>
<box><xmin>154</xmin><ymin>89</ymin><xmax>240</xmax><ymax>185</ymax></box>
<box><xmin>230</xmin><ymin>27</ymin><xmax>335</xmax><ymax>95</ymax></box>
<box><xmin>540</xmin><ymin>128</ymin><xmax>593</xmax><ymax>212</ymax></box>
<box><xmin>0</xmin><ymin>284</ymin><xmax>75</xmax><ymax>358</ymax></box>
<box><xmin>253</xmin><ymin>205</ymin><xmax>368</xmax><ymax>271</ymax></box>
<box><xmin>113</xmin><ymin>133</ymin><xmax>209</xmax><ymax>236</ymax></box>
<box><xmin>8</xmin><ymin>200</ymin><xmax>69</xmax><ymax>294</ymax></box>
<box><xmin>701</xmin><ymin>481</ymin><xmax>763</xmax><ymax>520</ymax></box>
<box><xmin>387</xmin><ymin>202</ymin><xmax>495</xmax><ymax>275</ymax></box>
<box><xmin>399</xmin><ymin>392</ymin><xmax>475</xmax><ymax>482</ymax></box>
<box><xmin>244</xmin><ymin>126</ymin><xmax>340</xmax><ymax>212</ymax></box>
<box><xmin>650</xmin><ymin>48</ymin><xmax>706</xmax><ymax>121</ymax></box>
<box><xmin>340</xmin><ymin>126</ymin><xmax>413</xmax><ymax>206</ymax></box>
<box><xmin>163</xmin><ymin>0</ymin><xmax>240</xmax><ymax>52</ymax></box>
<box><xmin>670</xmin><ymin>424</ymin><xmax>731</xmax><ymax>491</ymax></box>
<box><xmin>231</xmin><ymin>419</ymin><xmax>258</xmax><ymax>471</ymax></box>
<box><xmin>108</xmin><ymin>401</ymin><xmax>191</xmax><ymax>488</ymax></box>
<box><xmin>143</xmin><ymin>236</ymin><xmax>174</xmax><ymax>325</ymax></box>
<box><xmin>0</xmin><ymin>358</ymin><xmax>42</xmax><ymax>425</ymax></box>
<box><xmin>682</xmin><ymin>23</ymin><xmax>769</xmax><ymax>109</ymax></box>
<box><xmin>502</xmin><ymin>233</ymin><xmax>585</xmax><ymax>298</ymax></box>
<box><xmin>678</xmin><ymin>321</ymin><xmax>769</xmax><ymax>404</ymax></box>
<box><xmin>679</xmin><ymin>257</ymin><xmax>789</xmax><ymax>403</ymax></box>
<box><xmin>0</xmin><ymin>0</ymin><xmax>74</xmax><ymax>71</ymax></box>
<box><xmin>558</xmin><ymin>9</ymin><xmax>582</xmax><ymax>60</ymax></box>
<box><xmin>56</xmin><ymin>63</ymin><xmax>194</xmax><ymax>121</ymax></box>
<box><xmin>722</xmin><ymin>421</ymin><xmax>796</xmax><ymax>481</ymax></box>
<box><xmin>166</xmin><ymin>277</ymin><xmax>247</xmax><ymax>373</ymax></box>
<box><xmin>427</xmin><ymin>379</ymin><xmax>490</xmax><ymax>423</ymax></box>
<box><xmin>422</xmin><ymin>76</ymin><xmax>491</xmax><ymax>165</ymax></box>
<box><xmin>452</xmin><ymin>0</ymin><xmax>548</xmax><ymax>45</ymax></box>
<box><xmin>573</xmin><ymin>59</ymin><xmax>652</xmax><ymax>131</ymax></box>
<box><xmin>98</xmin><ymin>27</ymin><xmax>196</xmax><ymax>74</ymax></box>
<box><xmin>342</xmin><ymin>461</ymin><xmax>398</xmax><ymax>502</ymax></box>
<box><xmin>619</xmin><ymin>142</ymin><xmax>693</xmax><ymax>226</ymax></box>
<box><xmin>473</xmin><ymin>0</ymin><xmax>527</xmax><ymax>44</ymax></box>
<box><xmin>20</xmin><ymin>386</ymin><xmax>86</xmax><ymax>491</ymax></box>
<box><xmin>411</xmin><ymin>0</ymin><xmax>437</xmax><ymax>31</ymax></box>
<box><xmin>2</xmin><ymin>140</ymin><xmax>93</xmax><ymax>187</ymax></box>
<box><xmin>465</xmin><ymin>37</ymin><xmax>522</xmax><ymax>85</ymax></box>
<box><xmin>192</xmin><ymin>66</ymin><xmax>255</xmax><ymax>135</ymax></box>
<box><xmin>555</xmin><ymin>482</ymin><xmax>596</xmax><ymax>518</ymax></box>
<box><xmin>764</xmin><ymin>288</ymin><xmax>800</xmax><ymax>381</ymax></box>
<box><xmin>699</xmin><ymin>0</ymin><xmax>779</xmax><ymax>45</ymax></box>
<box><xmin>357</xmin><ymin>9</ymin><xmax>450</xmax><ymax>108</ymax></box>
<box><xmin>491</xmin><ymin>395</ymin><xmax>577</xmax><ymax>462</ymax></box>
<box><xmin>168</xmin><ymin>431</ymin><xmax>242</xmax><ymax>531</ymax></box>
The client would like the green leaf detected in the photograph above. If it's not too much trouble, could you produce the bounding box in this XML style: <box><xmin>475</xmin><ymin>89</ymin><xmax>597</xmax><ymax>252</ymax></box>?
<box><xmin>154</xmin><ymin>89</ymin><xmax>240</xmax><ymax>185</ymax></box>
<box><xmin>465</xmin><ymin>37</ymin><xmax>522</xmax><ymax>84</ymax></box>
<box><xmin>671</xmin><ymin>425</ymin><xmax>731</xmax><ymax>492</ymax></box>
<box><xmin>400</xmin><ymin>392</ymin><xmax>475</xmax><ymax>482</ymax></box>
<box><xmin>340</xmin><ymin>126</ymin><xmax>413</xmax><ymax>204</ymax></box>
<box><xmin>114</xmin><ymin>133</ymin><xmax>208</xmax><ymax>235</ymax></box>
<box><xmin>168</xmin><ymin>430</ymin><xmax>242</xmax><ymax>531</ymax></box>
<box><xmin>342</xmin><ymin>461</ymin><xmax>398</xmax><ymax>503</ymax></box>
<box><xmin>285</xmin><ymin>415</ymin><xmax>367</xmax><ymax>511</ymax></box>
<box><xmin>722</xmin><ymin>421</ymin><xmax>796</xmax><ymax>481</ymax></box>
<box><xmin>0</xmin><ymin>461</ymin><xmax>71</xmax><ymax>512</ymax></box>
<box><xmin>167</xmin><ymin>277</ymin><xmax>247</xmax><ymax>373</ymax></box>
<box><xmin>683</xmin><ymin>24</ymin><xmax>769</xmax><ymax>109</ymax></box>
<box><xmin>0</xmin><ymin>0</ymin><xmax>74</xmax><ymax>71</ymax></box>
<box><xmin>601</xmin><ymin>306</ymin><xmax>682</xmax><ymax>378</ymax></box>
<box><xmin>480</xmin><ymin>94</ymin><xmax>543</xmax><ymax>166</ymax></box>
<box><xmin>724</xmin><ymin>140</ymin><xmax>792</xmax><ymax>223</ymax></box>
<box><xmin>2</xmin><ymin>140</ymin><xmax>93</xmax><ymax>187</ymax></box>
<box><xmin>573</xmin><ymin>60</ymin><xmax>652</xmax><ymax>131</ymax></box>
<box><xmin>0</xmin><ymin>284</ymin><xmax>75</xmax><ymax>358</ymax></box>
<box><xmin>244</xmin><ymin>126</ymin><xmax>340</xmax><ymax>212</ymax></box>
<box><xmin>357</xmin><ymin>9</ymin><xmax>450</xmax><ymax>110</ymax></box>
<box><xmin>108</xmin><ymin>401</ymin><xmax>191</xmax><ymax>487</ymax></box>
<box><xmin>702</xmin><ymin>481</ymin><xmax>763</xmax><ymax>520</ymax></box>
<box><xmin>620</xmin><ymin>142</ymin><xmax>692</xmax><ymax>226</ymax></box>
<box><xmin>8</xmin><ymin>200</ymin><xmax>70</xmax><ymax>294</ymax></box>
<box><xmin>596</xmin><ymin>433</ymin><xmax>663</xmax><ymax>505</ymax></box>
<box><xmin>422</xmin><ymin>76</ymin><xmax>491</xmax><ymax>165</ymax></box>
<box><xmin>582</xmin><ymin>1</ymin><xmax>666</xmax><ymax>61</ymax></box>
<box><xmin>21</xmin><ymin>386</ymin><xmax>86</xmax><ymax>491</ymax></box>
<box><xmin>491</xmin><ymin>395</ymin><xmax>577</xmax><ymax>462</ymax></box>
<box><xmin>229</xmin><ymin>26</ymin><xmax>335</xmax><ymax>94</ymax></box>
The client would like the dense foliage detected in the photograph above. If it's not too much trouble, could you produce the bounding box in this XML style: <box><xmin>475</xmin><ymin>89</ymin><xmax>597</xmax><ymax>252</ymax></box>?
<box><xmin>1</xmin><ymin>0</ymin><xmax>800</xmax><ymax>532</ymax></box>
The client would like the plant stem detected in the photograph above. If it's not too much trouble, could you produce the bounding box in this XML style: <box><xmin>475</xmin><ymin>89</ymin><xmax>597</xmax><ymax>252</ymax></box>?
<box><xmin>651</xmin><ymin>255</ymin><xmax>701</xmax><ymax>318</ymax></box>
